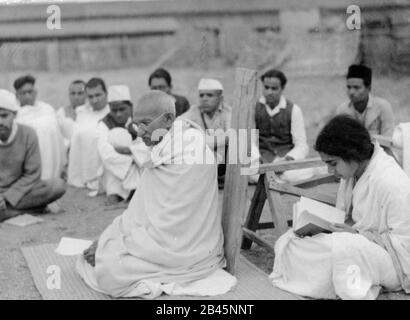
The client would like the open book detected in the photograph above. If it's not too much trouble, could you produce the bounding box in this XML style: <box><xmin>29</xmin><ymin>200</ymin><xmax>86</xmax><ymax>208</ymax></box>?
<box><xmin>293</xmin><ymin>196</ymin><xmax>346</xmax><ymax>237</ymax></box>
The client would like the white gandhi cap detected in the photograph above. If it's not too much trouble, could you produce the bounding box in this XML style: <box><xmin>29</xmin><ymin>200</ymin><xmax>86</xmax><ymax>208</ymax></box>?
<box><xmin>108</xmin><ymin>85</ymin><xmax>131</xmax><ymax>103</ymax></box>
<box><xmin>197</xmin><ymin>78</ymin><xmax>224</xmax><ymax>91</ymax></box>
<box><xmin>0</xmin><ymin>89</ymin><xmax>18</xmax><ymax>112</ymax></box>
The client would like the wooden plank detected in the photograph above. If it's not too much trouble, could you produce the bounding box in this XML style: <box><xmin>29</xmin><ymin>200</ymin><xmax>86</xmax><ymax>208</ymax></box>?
<box><xmin>242</xmin><ymin>228</ymin><xmax>275</xmax><ymax>254</ymax></box>
<box><xmin>258</xmin><ymin>221</ymin><xmax>293</xmax><ymax>229</ymax></box>
<box><xmin>269</xmin><ymin>180</ymin><xmax>337</xmax><ymax>206</ymax></box>
<box><xmin>257</xmin><ymin>222</ymin><xmax>275</xmax><ymax>229</ymax></box>
<box><xmin>241</xmin><ymin>157</ymin><xmax>324</xmax><ymax>176</ymax></box>
<box><xmin>222</xmin><ymin>67</ymin><xmax>258</xmax><ymax>274</ymax></box>
<box><xmin>241</xmin><ymin>175</ymin><xmax>266</xmax><ymax>249</ymax></box>
<box><xmin>264</xmin><ymin>174</ymin><xmax>288</xmax><ymax>235</ymax></box>
<box><xmin>373</xmin><ymin>134</ymin><xmax>394</xmax><ymax>148</ymax></box>
<box><xmin>292</xmin><ymin>173</ymin><xmax>338</xmax><ymax>189</ymax></box>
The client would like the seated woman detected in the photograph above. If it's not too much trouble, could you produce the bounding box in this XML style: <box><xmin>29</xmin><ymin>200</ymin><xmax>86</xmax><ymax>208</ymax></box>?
<box><xmin>270</xmin><ymin>115</ymin><xmax>410</xmax><ymax>299</ymax></box>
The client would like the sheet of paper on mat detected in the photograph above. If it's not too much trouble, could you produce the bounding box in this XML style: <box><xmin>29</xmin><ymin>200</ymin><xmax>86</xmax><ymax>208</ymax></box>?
<box><xmin>4</xmin><ymin>214</ymin><xmax>44</xmax><ymax>227</ymax></box>
<box><xmin>55</xmin><ymin>237</ymin><xmax>93</xmax><ymax>256</ymax></box>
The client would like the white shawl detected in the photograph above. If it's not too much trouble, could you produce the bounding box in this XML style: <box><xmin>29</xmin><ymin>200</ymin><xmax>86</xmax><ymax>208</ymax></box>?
<box><xmin>78</xmin><ymin>119</ymin><xmax>236</xmax><ymax>298</ymax></box>
<box><xmin>337</xmin><ymin>144</ymin><xmax>410</xmax><ymax>292</ymax></box>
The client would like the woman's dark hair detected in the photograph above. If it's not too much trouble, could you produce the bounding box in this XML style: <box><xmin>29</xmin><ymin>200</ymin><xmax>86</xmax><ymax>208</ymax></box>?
<box><xmin>314</xmin><ymin>115</ymin><xmax>373</xmax><ymax>162</ymax></box>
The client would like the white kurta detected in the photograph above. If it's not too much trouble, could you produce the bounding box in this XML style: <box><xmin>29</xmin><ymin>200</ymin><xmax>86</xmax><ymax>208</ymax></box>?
<box><xmin>96</xmin><ymin>121</ymin><xmax>147</xmax><ymax>200</ymax></box>
<box><xmin>270</xmin><ymin>144</ymin><xmax>410</xmax><ymax>299</ymax></box>
<box><xmin>16</xmin><ymin>101</ymin><xmax>66</xmax><ymax>180</ymax></box>
<box><xmin>67</xmin><ymin>104</ymin><xmax>109</xmax><ymax>189</ymax></box>
<box><xmin>56</xmin><ymin>107</ymin><xmax>75</xmax><ymax>153</ymax></box>
<box><xmin>77</xmin><ymin>119</ymin><xmax>236</xmax><ymax>298</ymax></box>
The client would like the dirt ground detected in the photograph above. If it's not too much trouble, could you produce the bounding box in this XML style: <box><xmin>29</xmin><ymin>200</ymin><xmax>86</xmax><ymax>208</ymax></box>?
<box><xmin>0</xmin><ymin>184</ymin><xmax>408</xmax><ymax>300</ymax></box>
<box><xmin>1</xmin><ymin>68</ymin><xmax>410</xmax><ymax>300</ymax></box>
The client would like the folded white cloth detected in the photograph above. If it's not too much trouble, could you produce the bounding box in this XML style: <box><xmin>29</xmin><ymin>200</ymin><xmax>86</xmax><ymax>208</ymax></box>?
<box><xmin>76</xmin><ymin>252</ymin><xmax>237</xmax><ymax>299</ymax></box>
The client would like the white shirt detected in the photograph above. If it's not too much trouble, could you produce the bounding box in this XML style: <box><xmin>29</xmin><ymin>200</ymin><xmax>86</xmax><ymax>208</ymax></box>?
<box><xmin>67</xmin><ymin>103</ymin><xmax>110</xmax><ymax>188</ymax></box>
<box><xmin>258</xmin><ymin>95</ymin><xmax>309</xmax><ymax>160</ymax></box>
<box><xmin>16</xmin><ymin>101</ymin><xmax>66</xmax><ymax>179</ymax></box>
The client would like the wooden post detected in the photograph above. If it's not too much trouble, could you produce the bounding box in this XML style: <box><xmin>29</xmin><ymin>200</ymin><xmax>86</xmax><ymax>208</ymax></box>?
<box><xmin>222</xmin><ymin>67</ymin><xmax>258</xmax><ymax>274</ymax></box>
<box><xmin>241</xmin><ymin>174</ymin><xmax>267</xmax><ymax>250</ymax></box>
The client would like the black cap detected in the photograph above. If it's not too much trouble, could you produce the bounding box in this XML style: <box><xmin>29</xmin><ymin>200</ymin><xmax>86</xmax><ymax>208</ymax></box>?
<box><xmin>347</xmin><ymin>65</ymin><xmax>372</xmax><ymax>87</ymax></box>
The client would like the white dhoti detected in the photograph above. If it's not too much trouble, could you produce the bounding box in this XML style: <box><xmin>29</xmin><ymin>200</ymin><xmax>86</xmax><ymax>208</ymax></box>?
<box><xmin>100</xmin><ymin>167</ymin><xmax>139</xmax><ymax>200</ymax></box>
<box><xmin>270</xmin><ymin>230</ymin><xmax>400</xmax><ymax>299</ymax></box>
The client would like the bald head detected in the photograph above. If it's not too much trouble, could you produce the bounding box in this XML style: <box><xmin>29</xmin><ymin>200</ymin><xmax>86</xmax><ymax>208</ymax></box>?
<box><xmin>134</xmin><ymin>90</ymin><xmax>175</xmax><ymax>119</ymax></box>
<box><xmin>133</xmin><ymin>90</ymin><xmax>176</xmax><ymax>146</ymax></box>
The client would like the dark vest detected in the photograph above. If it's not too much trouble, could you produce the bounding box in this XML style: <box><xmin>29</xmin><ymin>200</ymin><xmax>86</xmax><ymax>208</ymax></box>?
<box><xmin>101</xmin><ymin>114</ymin><xmax>137</xmax><ymax>140</ymax></box>
<box><xmin>172</xmin><ymin>94</ymin><xmax>190</xmax><ymax>117</ymax></box>
<box><xmin>255</xmin><ymin>99</ymin><xmax>294</xmax><ymax>161</ymax></box>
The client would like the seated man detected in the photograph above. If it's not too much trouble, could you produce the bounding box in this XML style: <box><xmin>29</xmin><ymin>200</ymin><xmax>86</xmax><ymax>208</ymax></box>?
<box><xmin>77</xmin><ymin>91</ymin><xmax>236</xmax><ymax>298</ymax></box>
<box><xmin>254</xmin><ymin>69</ymin><xmax>309</xmax><ymax>182</ymax></box>
<box><xmin>182</xmin><ymin>78</ymin><xmax>232</xmax><ymax>186</ymax></box>
<box><xmin>57</xmin><ymin>80</ymin><xmax>87</xmax><ymax>180</ymax></box>
<box><xmin>0</xmin><ymin>90</ymin><xmax>66</xmax><ymax>222</ymax></box>
<box><xmin>271</xmin><ymin>115</ymin><xmax>410</xmax><ymax>299</ymax></box>
<box><xmin>14</xmin><ymin>74</ymin><xmax>66</xmax><ymax>180</ymax></box>
<box><xmin>96</xmin><ymin>85</ymin><xmax>146</xmax><ymax>205</ymax></box>
<box><xmin>67</xmin><ymin>78</ymin><xmax>110</xmax><ymax>193</ymax></box>
<box><xmin>183</xmin><ymin>78</ymin><xmax>260</xmax><ymax>186</ymax></box>
<box><xmin>256</xmin><ymin>69</ymin><xmax>308</xmax><ymax>163</ymax></box>
<box><xmin>148</xmin><ymin>68</ymin><xmax>190</xmax><ymax>117</ymax></box>
<box><xmin>57</xmin><ymin>80</ymin><xmax>87</xmax><ymax>147</ymax></box>
<box><xmin>337</xmin><ymin>64</ymin><xmax>395</xmax><ymax>138</ymax></box>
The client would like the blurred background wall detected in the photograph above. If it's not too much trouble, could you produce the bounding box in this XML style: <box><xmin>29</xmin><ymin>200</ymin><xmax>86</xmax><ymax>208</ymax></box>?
<box><xmin>0</xmin><ymin>0</ymin><xmax>409</xmax><ymax>75</ymax></box>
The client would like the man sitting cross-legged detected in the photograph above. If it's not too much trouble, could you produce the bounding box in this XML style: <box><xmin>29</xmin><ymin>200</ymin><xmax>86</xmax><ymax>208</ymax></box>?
<box><xmin>14</xmin><ymin>74</ymin><xmax>66</xmax><ymax>180</ymax></box>
<box><xmin>96</xmin><ymin>85</ymin><xmax>147</xmax><ymax>205</ymax></box>
<box><xmin>77</xmin><ymin>90</ymin><xmax>236</xmax><ymax>298</ymax></box>
<box><xmin>67</xmin><ymin>77</ymin><xmax>110</xmax><ymax>193</ymax></box>
<box><xmin>0</xmin><ymin>90</ymin><xmax>66</xmax><ymax>222</ymax></box>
